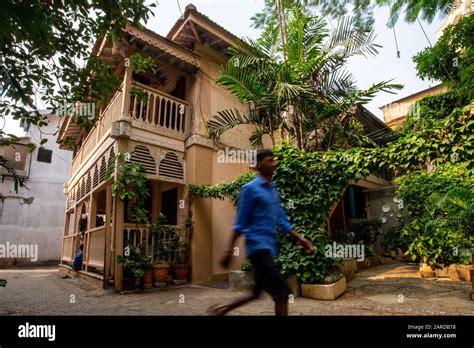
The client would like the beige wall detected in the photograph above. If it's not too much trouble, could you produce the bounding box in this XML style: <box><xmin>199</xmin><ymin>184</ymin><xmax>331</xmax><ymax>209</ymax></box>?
<box><xmin>381</xmin><ymin>85</ymin><xmax>447</xmax><ymax>129</ymax></box>
<box><xmin>186</xmin><ymin>43</ymin><xmax>276</xmax><ymax>282</ymax></box>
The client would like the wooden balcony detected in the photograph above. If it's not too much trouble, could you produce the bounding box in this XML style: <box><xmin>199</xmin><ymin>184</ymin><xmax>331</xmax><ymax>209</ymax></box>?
<box><xmin>70</xmin><ymin>81</ymin><xmax>188</xmax><ymax>176</ymax></box>
<box><xmin>129</xmin><ymin>82</ymin><xmax>188</xmax><ymax>141</ymax></box>
<box><xmin>71</xmin><ymin>87</ymin><xmax>123</xmax><ymax>175</ymax></box>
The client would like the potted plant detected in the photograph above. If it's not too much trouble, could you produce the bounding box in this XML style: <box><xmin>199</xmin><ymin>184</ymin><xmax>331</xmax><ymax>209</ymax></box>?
<box><xmin>348</xmin><ymin>218</ymin><xmax>383</xmax><ymax>269</ymax></box>
<box><xmin>172</xmin><ymin>240</ymin><xmax>190</xmax><ymax>281</ymax></box>
<box><xmin>141</xmin><ymin>253</ymin><xmax>154</xmax><ymax>289</ymax></box>
<box><xmin>151</xmin><ymin>214</ymin><xmax>172</xmax><ymax>283</ymax></box>
<box><xmin>117</xmin><ymin>244</ymin><xmax>147</xmax><ymax>290</ymax></box>
<box><xmin>277</xmin><ymin>229</ymin><xmax>346</xmax><ymax>301</ymax></box>
<box><xmin>229</xmin><ymin>258</ymin><xmax>254</xmax><ymax>291</ymax></box>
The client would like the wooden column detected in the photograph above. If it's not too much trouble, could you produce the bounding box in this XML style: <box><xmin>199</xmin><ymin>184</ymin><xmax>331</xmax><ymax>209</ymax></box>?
<box><xmin>113</xmin><ymin>139</ymin><xmax>127</xmax><ymax>290</ymax></box>
<box><xmin>120</xmin><ymin>60</ymin><xmax>132</xmax><ymax>122</ymax></box>
<box><xmin>103</xmin><ymin>186</ymin><xmax>112</xmax><ymax>289</ymax></box>
<box><xmin>151</xmin><ymin>181</ymin><xmax>160</xmax><ymax>221</ymax></box>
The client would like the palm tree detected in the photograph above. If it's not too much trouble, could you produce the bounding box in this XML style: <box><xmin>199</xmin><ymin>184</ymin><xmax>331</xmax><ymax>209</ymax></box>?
<box><xmin>207</xmin><ymin>4</ymin><xmax>402</xmax><ymax>150</ymax></box>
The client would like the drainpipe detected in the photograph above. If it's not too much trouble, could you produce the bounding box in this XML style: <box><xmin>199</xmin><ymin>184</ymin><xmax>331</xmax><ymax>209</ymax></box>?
<box><xmin>348</xmin><ymin>186</ymin><xmax>356</xmax><ymax>220</ymax></box>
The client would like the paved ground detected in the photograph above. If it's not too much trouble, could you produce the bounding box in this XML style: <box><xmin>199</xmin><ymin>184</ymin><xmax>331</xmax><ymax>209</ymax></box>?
<box><xmin>0</xmin><ymin>262</ymin><xmax>472</xmax><ymax>315</ymax></box>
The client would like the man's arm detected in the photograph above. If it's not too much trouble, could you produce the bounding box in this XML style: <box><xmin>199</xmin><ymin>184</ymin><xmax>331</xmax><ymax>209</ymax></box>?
<box><xmin>276</xmin><ymin>194</ymin><xmax>314</xmax><ymax>254</ymax></box>
<box><xmin>288</xmin><ymin>230</ymin><xmax>314</xmax><ymax>254</ymax></box>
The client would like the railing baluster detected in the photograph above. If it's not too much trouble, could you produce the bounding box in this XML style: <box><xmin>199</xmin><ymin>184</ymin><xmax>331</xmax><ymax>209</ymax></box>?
<box><xmin>145</xmin><ymin>92</ymin><xmax>151</xmax><ymax>123</ymax></box>
<box><xmin>173</xmin><ymin>102</ymin><xmax>178</xmax><ymax>130</ymax></box>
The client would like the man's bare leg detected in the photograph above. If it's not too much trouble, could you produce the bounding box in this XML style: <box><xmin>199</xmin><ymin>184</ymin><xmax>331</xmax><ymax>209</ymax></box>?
<box><xmin>275</xmin><ymin>299</ymin><xmax>288</xmax><ymax>316</ymax></box>
<box><xmin>210</xmin><ymin>291</ymin><xmax>257</xmax><ymax>315</ymax></box>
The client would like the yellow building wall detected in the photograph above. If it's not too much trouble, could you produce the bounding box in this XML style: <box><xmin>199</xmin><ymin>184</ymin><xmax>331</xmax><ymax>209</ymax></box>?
<box><xmin>186</xmin><ymin>43</ymin><xmax>274</xmax><ymax>282</ymax></box>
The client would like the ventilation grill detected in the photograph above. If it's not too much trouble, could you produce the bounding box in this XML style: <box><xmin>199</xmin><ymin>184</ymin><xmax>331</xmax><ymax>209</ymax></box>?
<box><xmin>80</xmin><ymin>180</ymin><xmax>85</xmax><ymax>198</ymax></box>
<box><xmin>75</xmin><ymin>187</ymin><xmax>80</xmax><ymax>202</ymax></box>
<box><xmin>86</xmin><ymin>173</ymin><xmax>91</xmax><ymax>194</ymax></box>
<box><xmin>159</xmin><ymin>152</ymin><xmax>183</xmax><ymax>180</ymax></box>
<box><xmin>130</xmin><ymin>145</ymin><xmax>156</xmax><ymax>175</ymax></box>
<box><xmin>100</xmin><ymin>157</ymin><xmax>107</xmax><ymax>182</ymax></box>
<box><xmin>93</xmin><ymin>165</ymin><xmax>99</xmax><ymax>187</ymax></box>
<box><xmin>108</xmin><ymin>147</ymin><xmax>115</xmax><ymax>167</ymax></box>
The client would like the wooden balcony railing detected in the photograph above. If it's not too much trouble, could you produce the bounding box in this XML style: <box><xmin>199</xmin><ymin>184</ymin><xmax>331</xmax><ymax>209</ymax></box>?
<box><xmin>84</xmin><ymin>226</ymin><xmax>106</xmax><ymax>269</ymax></box>
<box><xmin>130</xmin><ymin>82</ymin><xmax>188</xmax><ymax>134</ymax></box>
<box><xmin>70</xmin><ymin>80</ymin><xmax>187</xmax><ymax>177</ymax></box>
<box><xmin>71</xmin><ymin>87</ymin><xmax>124</xmax><ymax>175</ymax></box>
<box><xmin>123</xmin><ymin>223</ymin><xmax>187</xmax><ymax>263</ymax></box>
<box><xmin>61</xmin><ymin>235</ymin><xmax>74</xmax><ymax>261</ymax></box>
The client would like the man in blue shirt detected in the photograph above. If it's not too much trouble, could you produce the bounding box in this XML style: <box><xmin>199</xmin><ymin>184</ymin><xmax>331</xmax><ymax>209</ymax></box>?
<box><xmin>210</xmin><ymin>149</ymin><xmax>313</xmax><ymax>316</ymax></box>
<box><xmin>69</xmin><ymin>244</ymin><xmax>83</xmax><ymax>271</ymax></box>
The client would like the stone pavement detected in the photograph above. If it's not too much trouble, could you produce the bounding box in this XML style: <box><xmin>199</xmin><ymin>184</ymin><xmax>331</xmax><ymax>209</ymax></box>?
<box><xmin>0</xmin><ymin>263</ymin><xmax>472</xmax><ymax>315</ymax></box>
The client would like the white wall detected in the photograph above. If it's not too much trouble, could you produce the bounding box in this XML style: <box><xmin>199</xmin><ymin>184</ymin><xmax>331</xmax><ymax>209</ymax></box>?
<box><xmin>0</xmin><ymin>115</ymin><xmax>72</xmax><ymax>267</ymax></box>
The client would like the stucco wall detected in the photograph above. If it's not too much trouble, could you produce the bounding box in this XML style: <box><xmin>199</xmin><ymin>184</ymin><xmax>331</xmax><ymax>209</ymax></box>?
<box><xmin>0</xmin><ymin>115</ymin><xmax>72</xmax><ymax>267</ymax></box>
<box><xmin>367</xmin><ymin>187</ymin><xmax>402</xmax><ymax>253</ymax></box>
<box><xmin>187</xmin><ymin>44</ymin><xmax>276</xmax><ymax>282</ymax></box>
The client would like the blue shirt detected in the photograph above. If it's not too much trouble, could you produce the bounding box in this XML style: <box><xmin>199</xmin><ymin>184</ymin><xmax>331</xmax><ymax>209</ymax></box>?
<box><xmin>72</xmin><ymin>251</ymin><xmax>83</xmax><ymax>270</ymax></box>
<box><xmin>233</xmin><ymin>175</ymin><xmax>293</xmax><ymax>257</ymax></box>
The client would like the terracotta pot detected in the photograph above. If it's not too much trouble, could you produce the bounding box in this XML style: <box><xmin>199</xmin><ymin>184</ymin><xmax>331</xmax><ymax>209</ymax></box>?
<box><xmin>144</xmin><ymin>271</ymin><xmax>153</xmax><ymax>289</ymax></box>
<box><xmin>172</xmin><ymin>263</ymin><xmax>190</xmax><ymax>280</ymax></box>
<box><xmin>153</xmin><ymin>264</ymin><xmax>170</xmax><ymax>282</ymax></box>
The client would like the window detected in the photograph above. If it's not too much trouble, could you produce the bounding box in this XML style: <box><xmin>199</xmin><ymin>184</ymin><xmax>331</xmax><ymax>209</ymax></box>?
<box><xmin>37</xmin><ymin>148</ymin><xmax>52</xmax><ymax>163</ymax></box>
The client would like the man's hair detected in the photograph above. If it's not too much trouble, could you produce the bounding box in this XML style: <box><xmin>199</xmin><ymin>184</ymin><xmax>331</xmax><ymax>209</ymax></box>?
<box><xmin>79</xmin><ymin>244</ymin><xmax>83</xmax><ymax>251</ymax></box>
<box><xmin>256</xmin><ymin>149</ymin><xmax>274</xmax><ymax>162</ymax></box>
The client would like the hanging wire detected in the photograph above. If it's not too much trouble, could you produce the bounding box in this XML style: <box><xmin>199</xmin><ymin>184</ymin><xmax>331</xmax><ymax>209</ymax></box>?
<box><xmin>417</xmin><ymin>18</ymin><xmax>433</xmax><ymax>47</ymax></box>
<box><xmin>389</xmin><ymin>2</ymin><xmax>401</xmax><ymax>58</ymax></box>
<box><xmin>176</xmin><ymin>0</ymin><xmax>183</xmax><ymax>19</ymax></box>
<box><xmin>417</xmin><ymin>17</ymin><xmax>454</xmax><ymax>80</ymax></box>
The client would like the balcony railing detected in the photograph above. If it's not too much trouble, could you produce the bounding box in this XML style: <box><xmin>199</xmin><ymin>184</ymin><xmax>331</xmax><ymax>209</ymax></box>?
<box><xmin>130</xmin><ymin>82</ymin><xmax>187</xmax><ymax>134</ymax></box>
<box><xmin>71</xmin><ymin>87</ymin><xmax>123</xmax><ymax>175</ymax></box>
<box><xmin>123</xmin><ymin>223</ymin><xmax>188</xmax><ymax>263</ymax></box>
<box><xmin>70</xmin><ymin>81</ymin><xmax>187</xmax><ymax>176</ymax></box>
<box><xmin>84</xmin><ymin>226</ymin><xmax>106</xmax><ymax>269</ymax></box>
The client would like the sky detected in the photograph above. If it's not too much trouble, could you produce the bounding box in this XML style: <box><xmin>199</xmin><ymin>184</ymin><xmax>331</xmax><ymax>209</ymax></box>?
<box><xmin>4</xmin><ymin>0</ymin><xmax>444</xmax><ymax>136</ymax></box>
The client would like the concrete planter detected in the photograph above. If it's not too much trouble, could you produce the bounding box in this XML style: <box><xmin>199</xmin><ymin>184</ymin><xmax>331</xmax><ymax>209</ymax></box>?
<box><xmin>340</xmin><ymin>259</ymin><xmax>357</xmax><ymax>282</ymax></box>
<box><xmin>366</xmin><ymin>256</ymin><xmax>381</xmax><ymax>268</ymax></box>
<box><xmin>287</xmin><ymin>275</ymin><xmax>300</xmax><ymax>297</ymax></box>
<box><xmin>228</xmin><ymin>271</ymin><xmax>254</xmax><ymax>291</ymax></box>
<box><xmin>434</xmin><ymin>264</ymin><xmax>450</xmax><ymax>278</ymax></box>
<box><xmin>301</xmin><ymin>276</ymin><xmax>346</xmax><ymax>301</ymax></box>
<box><xmin>380</xmin><ymin>257</ymin><xmax>393</xmax><ymax>265</ymax></box>
<box><xmin>419</xmin><ymin>263</ymin><xmax>435</xmax><ymax>278</ymax></box>
<box><xmin>356</xmin><ymin>260</ymin><xmax>368</xmax><ymax>272</ymax></box>
<box><xmin>448</xmin><ymin>264</ymin><xmax>474</xmax><ymax>281</ymax></box>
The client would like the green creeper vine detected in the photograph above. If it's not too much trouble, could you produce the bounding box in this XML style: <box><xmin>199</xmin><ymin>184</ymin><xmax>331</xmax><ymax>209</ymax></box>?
<box><xmin>105</xmin><ymin>151</ymin><xmax>150</xmax><ymax>224</ymax></box>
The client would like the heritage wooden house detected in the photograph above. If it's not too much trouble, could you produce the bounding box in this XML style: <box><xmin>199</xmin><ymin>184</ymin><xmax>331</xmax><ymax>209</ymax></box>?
<box><xmin>58</xmin><ymin>4</ymin><xmax>396</xmax><ymax>290</ymax></box>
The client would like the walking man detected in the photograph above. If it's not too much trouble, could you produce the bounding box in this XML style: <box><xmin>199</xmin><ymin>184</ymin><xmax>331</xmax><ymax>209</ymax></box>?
<box><xmin>210</xmin><ymin>149</ymin><xmax>314</xmax><ymax>316</ymax></box>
